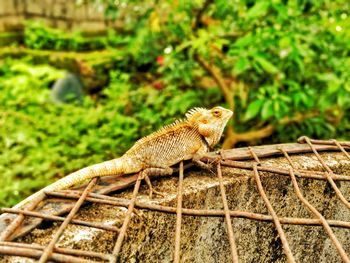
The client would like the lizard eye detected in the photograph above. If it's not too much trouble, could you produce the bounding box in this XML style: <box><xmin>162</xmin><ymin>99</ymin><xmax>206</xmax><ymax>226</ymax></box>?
<box><xmin>212</xmin><ymin>109</ymin><xmax>222</xmax><ymax>117</ymax></box>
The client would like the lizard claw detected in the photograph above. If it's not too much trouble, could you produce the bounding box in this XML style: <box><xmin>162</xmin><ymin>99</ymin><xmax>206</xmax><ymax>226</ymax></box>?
<box><xmin>209</xmin><ymin>155</ymin><xmax>222</xmax><ymax>165</ymax></box>
<box><xmin>148</xmin><ymin>187</ymin><xmax>165</xmax><ymax>198</ymax></box>
<box><xmin>142</xmin><ymin>173</ymin><xmax>165</xmax><ymax>199</ymax></box>
<box><xmin>192</xmin><ymin>154</ymin><xmax>221</xmax><ymax>171</ymax></box>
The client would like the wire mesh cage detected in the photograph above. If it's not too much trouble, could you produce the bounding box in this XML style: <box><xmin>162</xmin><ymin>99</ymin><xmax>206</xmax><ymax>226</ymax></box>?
<box><xmin>0</xmin><ymin>137</ymin><xmax>350</xmax><ymax>262</ymax></box>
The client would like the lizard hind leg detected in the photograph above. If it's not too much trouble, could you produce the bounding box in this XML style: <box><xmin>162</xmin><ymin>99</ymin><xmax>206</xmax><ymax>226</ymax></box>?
<box><xmin>140</xmin><ymin>167</ymin><xmax>173</xmax><ymax>198</ymax></box>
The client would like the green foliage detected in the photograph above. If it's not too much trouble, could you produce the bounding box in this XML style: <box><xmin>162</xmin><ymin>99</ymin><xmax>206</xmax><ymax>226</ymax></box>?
<box><xmin>2</xmin><ymin>0</ymin><xmax>350</xmax><ymax>207</ymax></box>
<box><xmin>0</xmin><ymin>60</ymin><xmax>220</xmax><ymax>207</ymax></box>
<box><xmin>224</xmin><ymin>0</ymin><xmax>350</xmax><ymax>141</ymax></box>
<box><xmin>101</xmin><ymin>0</ymin><xmax>350</xmax><ymax>142</ymax></box>
<box><xmin>24</xmin><ymin>21</ymin><xmax>128</xmax><ymax>51</ymax></box>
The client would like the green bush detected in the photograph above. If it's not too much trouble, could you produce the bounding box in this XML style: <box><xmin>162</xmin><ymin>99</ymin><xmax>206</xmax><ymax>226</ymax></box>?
<box><xmin>101</xmin><ymin>0</ymin><xmax>350</xmax><ymax>145</ymax></box>
<box><xmin>24</xmin><ymin>21</ymin><xmax>128</xmax><ymax>51</ymax></box>
<box><xmin>0</xmin><ymin>60</ymin><xmax>220</xmax><ymax>207</ymax></box>
<box><xmin>2</xmin><ymin>0</ymin><xmax>350</xmax><ymax>207</ymax></box>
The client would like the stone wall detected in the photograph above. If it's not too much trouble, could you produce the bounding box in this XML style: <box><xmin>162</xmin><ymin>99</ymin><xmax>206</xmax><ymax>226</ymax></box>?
<box><xmin>1</xmin><ymin>145</ymin><xmax>350</xmax><ymax>262</ymax></box>
<box><xmin>0</xmin><ymin>0</ymin><xmax>113</xmax><ymax>32</ymax></box>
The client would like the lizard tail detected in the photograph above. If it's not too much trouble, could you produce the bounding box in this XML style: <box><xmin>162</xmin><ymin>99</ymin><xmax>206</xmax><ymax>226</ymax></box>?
<box><xmin>14</xmin><ymin>157</ymin><xmax>132</xmax><ymax>209</ymax></box>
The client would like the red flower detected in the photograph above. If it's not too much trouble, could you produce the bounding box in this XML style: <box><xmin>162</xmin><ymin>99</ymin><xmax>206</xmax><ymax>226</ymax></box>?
<box><xmin>156</xmin><ymin>56</ymin><xmax>164</xmax><ymax>66</ymax></box>
<box><xmin>153</xmin><ymin>81</ymin><xmax>164</xmax><ymax>90</ymax></box>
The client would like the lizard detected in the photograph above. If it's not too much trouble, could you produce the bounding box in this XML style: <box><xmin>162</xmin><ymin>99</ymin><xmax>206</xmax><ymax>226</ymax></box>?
<box><xmin>13</xmin><ymin>106</ymin><xmax>233</xmax><ymax>209</ymax></box>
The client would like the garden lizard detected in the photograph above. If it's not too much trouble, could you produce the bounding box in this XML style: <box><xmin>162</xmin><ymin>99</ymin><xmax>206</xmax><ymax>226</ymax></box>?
<box><xmin>14</xmin><ymin>106</ymin><xmax>233</xmax><ymax>208</ymax></box>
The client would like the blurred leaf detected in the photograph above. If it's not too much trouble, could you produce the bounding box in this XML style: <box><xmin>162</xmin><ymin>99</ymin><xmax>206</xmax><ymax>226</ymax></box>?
<box><xmin>233</xmin><ymin>57</ymin><xmax>250</xmax><ymax>75</ymax></box>
<box><xmin>261</xmin><ymin>100</ymin><xmax>274</xmax><ymax>120</ymax></box>
<box><xmin>255</xmin><ymin>55</ymin><xmax>279</xmax><ymax>74</ymax></box>
<box><xmin>247</xmin><ymin>1</ymin><xmax>270</xmax><ymax>19</ymax></box>
<box><xmin>244</xmin><ymin>99</ymin><xmax>264</xmax><ymax>121</ymax></box>
<box><xmin>232</xmin><ymin>33</ymin><xmax>253</xmax><ymax>48</ymax></box>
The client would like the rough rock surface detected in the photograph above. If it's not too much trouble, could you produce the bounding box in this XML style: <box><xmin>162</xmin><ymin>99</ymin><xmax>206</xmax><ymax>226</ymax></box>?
<box><xmin>3</xmin><ymin>151</ymin><xmax>350</xmax><ymax>262</ymax></box>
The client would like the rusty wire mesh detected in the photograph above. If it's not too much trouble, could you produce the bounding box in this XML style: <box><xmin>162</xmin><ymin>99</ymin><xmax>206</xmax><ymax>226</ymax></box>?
<box><xmin>0</xmin><ymin>137</ymin><xmax>350</xmax><ymax>262</ymax></box>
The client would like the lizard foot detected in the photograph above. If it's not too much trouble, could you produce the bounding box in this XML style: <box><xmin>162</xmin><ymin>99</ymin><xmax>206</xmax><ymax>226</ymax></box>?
<box><xmin>143</xmin><ymin>174</ymin><xmax>165</xmax><ymax>198</ymax></box>
<box><xmin>192</xmin><ymin>154</ymin><xmax>221</xmax><ymax>171</ymax></box>
<box><xmin>140</xmin><ymin>167</ymin><xmax>172</xmax><ymax>198</ymax></box>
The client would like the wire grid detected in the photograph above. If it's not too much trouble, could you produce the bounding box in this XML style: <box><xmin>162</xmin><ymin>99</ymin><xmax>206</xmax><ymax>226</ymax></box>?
<box><xmin>0</xmin><ymin>137</ymin><xmax>350</xmax><ymax>262</ymax></box>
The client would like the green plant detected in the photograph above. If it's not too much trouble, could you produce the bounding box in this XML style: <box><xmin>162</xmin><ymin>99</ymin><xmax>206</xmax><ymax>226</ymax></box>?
<box><xmin>0</xmin><ymin>60</ymin><xmax>220</xmax><ymax>207</ymax></box>
<box><xmin>24</xmin><ymin>21</ymin><xmax>127</xmax><ymax>51</ymax></box>
<box><xmin>96</xmin><ymin>0</ymin><xmax>350</xmax><ymax>146</ymax></box>
<box><xmin>0</xmin><ymin>62</ymin><xmax>137</xmax><ymax>206</ymax></box>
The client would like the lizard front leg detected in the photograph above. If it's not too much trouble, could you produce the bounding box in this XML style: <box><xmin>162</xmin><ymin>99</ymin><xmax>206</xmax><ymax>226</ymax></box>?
<box><xmin>140</xmin><ymin>167</ymin><xmax>173</xmax><ymax>198</ymax></box>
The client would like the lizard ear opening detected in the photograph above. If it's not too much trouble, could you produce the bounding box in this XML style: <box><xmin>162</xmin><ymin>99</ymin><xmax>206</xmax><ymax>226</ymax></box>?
<box><xmin>201</xmin><ymin>119</ymin><xmax>208</xmax><ymax>124</ymax></box>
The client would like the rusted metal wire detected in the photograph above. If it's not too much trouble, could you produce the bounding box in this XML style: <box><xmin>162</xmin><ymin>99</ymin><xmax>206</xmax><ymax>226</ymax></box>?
<box><xmin>1</xmin><ymin>138</ymin><xmax>350</xmax><ymax>262</ymax></box>
<box><xmin>220</xmin><ymin>141</ymin><xmax>350</xmax><ymax>161</ymax></box>
<box><xmin>280</xmin><ymin>148</ymin><xmax>350</xmax><ymax>262</ymax></box>
<box><xmin>45</xmin><ymin>190</ymin><xmax>350</xmax><ymax>229</ymax></box>
<box><xmin>217</xmin><ymin>162</ymin><xmax>239</xmax><ymax>263</ymax></box>
<box><xmin>248</xmin><ymin>146</ymin><xmax>261</xmax><ymax>164</ymax></box>
<box><xmin>174</xmin><ymin>161</ymin><xmax>184</xmax><ymax>263</ymax></box>
<box><xmin>220</xmin><ymin>160</ymin><xmax>350</xmax><ymax>181</ymax></box>
<box><xmin>112</xmin><ymin>172</ymin><xmax>142</xmax><ymax>259</ymax></box>
<box><xmin>0</xmin><ymin>245</ymin><xmax>94</xmax><ymax>263</ymax></box>
<box><xmin>252</xmin><ymin>164</ymin><xmax>296</xmax><ymax>263</ymax></box>
<box><xmin>303</xmin><ymin>137</ymin><xmax>341</xmax><ymax>174</ymax></box>
<box><xmin>39</xmin><ymin>178</ymin><xmax>97</xmax><ymax>263</ymax></box>
<box><xmin>298</xmin><ymin>137</ymin><xmax>350</xmax><ymax>147</ymax></box>
<box><xmin>332</xmin><ymin>139</ymin><xmax>350</xmax><ymax>160</ymax></box>
<box><xmin>1</xmin><ymin>208</ymin><xmax>120</xmax><ymax>232</ymax></box>
<box><xmin>0</xmin><ymin>241</ymin><xmax>113</xmax><ymax>262</ymax></box>
<box><xmin>0</xmin><ymin>193</ymin><xmax>45</xmax><ymax>241</ymax></box>
<box><xmin>279</xmin><ymin>147</ymin><xmax>297</xmax><ymax>170</ymax></box>
<box><xmin>288</xmin><ymin>167</ymin><xmax>350</xmax><ymax>262</ymax></box>
<box><xmin>302</xmin><ymin>137</ymin><xmax>350</xmax><ymax>210</ymax></box>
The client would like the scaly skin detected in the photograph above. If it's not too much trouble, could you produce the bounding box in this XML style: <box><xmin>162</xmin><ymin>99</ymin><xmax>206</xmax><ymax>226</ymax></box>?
<box><xmin>14</xmin><ymin>106</ymin><xmax>233</xmax><ymax>208</ymax></box>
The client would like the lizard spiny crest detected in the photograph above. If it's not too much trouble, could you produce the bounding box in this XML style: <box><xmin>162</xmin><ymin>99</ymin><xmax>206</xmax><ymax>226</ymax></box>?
<box><xmin>185</xmin><ymin>107</ymin><xmax>207</xmax><ymax>119</ymax></box>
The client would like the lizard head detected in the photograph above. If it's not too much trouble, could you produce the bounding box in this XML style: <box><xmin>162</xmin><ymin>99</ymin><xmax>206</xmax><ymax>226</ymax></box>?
<box><xmin>186</xmin><ymin>106</ymin><xmax>233</xmax><ymax>147</ymax></box>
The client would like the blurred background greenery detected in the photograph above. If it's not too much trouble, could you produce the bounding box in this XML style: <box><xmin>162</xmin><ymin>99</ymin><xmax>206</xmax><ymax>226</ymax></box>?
<box><xmin>0</xmin><ymin>0</ymin><xmax>349</xmax><ymax>207</ymax></box>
